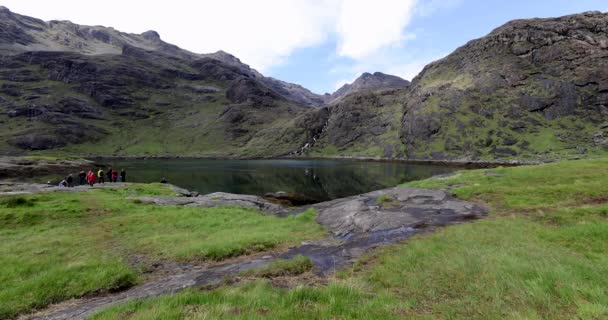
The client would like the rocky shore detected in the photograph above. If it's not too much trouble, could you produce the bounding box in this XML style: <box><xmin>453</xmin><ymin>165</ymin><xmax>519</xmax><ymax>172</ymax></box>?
<box><xmin>86</xmin><ymin>154</ymin><xmax>537</xmax><ymax>168</ymax></box>
<box><xmin>0</xmin><ymin>157</ymin><xmax>97</xmax><ymax>179</ymax></box>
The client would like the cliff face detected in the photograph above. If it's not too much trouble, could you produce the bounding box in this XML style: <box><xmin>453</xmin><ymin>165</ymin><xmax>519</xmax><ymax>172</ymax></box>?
<box><xmin>401</xmin><ymin>11</ymin><xmax>608</xmax><ymax>160</ymax></box>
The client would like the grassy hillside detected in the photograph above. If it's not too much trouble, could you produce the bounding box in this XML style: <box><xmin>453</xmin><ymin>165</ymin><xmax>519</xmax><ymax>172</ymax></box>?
<box><xmin>93</xmin><ymin>158</ymin><xmax>608</xmax><ymax>319</ymax></box>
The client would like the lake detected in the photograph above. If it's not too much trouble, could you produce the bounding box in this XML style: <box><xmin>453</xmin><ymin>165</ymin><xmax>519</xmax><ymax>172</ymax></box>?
<box><xmin>102</xmin><ymin>159</ymin><xmax>457</xmax><ymax>202</ymax></box>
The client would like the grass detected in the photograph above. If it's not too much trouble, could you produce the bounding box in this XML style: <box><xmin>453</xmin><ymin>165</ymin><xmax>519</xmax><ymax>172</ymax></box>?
<box><xmin>93</xmin><ymin>157</ymin><xmax>608</xmax><ymax>319</ymax></box>
<box><xmin>376</xmin><ymin>194</ymin><xmax>392</xmax><ymax>203</ymax></box>
<box><xmin>0</xmin><ymin>184</ymin><xmax>326</xmax><ymax>319</ymax></box>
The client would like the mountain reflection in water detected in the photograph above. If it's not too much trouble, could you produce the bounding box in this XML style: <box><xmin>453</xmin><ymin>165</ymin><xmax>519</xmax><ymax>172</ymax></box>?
<box><xmin>104</xmin><ymin>159</ymin><xmax>457</xmax><ymax>202</ymax></box>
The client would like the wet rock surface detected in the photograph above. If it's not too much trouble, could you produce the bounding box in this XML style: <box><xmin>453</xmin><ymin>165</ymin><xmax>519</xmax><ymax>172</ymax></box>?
<box><xmin>21</xmin><ymin>185</ymin><xmax>486</xmax><ymax>320</ymax></box>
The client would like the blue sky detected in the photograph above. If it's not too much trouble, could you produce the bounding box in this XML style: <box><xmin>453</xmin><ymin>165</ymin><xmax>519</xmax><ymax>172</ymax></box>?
<box><xmin>267</xmin><ymin>0</ymin><xmax>608</xmax><ymax>94</ymax></box>
<box><xmin>1</xmin><ymin>0</ymin><xmax>607</xmax><ymax>94</ymax></box>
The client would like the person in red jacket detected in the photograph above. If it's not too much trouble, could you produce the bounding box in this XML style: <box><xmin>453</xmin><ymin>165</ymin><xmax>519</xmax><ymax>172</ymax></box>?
<box><xmin>111</xmin><ymin>169</ymin><xmax>118</xmax><ymax>183</ymax></box>
<box><xmin>87</xmin><ymin>170</ymin><xmax>96</xmax><ymax>186</ymax></box>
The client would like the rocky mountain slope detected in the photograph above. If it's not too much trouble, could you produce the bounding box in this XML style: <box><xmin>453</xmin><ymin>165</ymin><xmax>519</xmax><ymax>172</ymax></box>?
<box><xmin>0</xmin><ymin>6</ymin><xmax>326</xmax><ymax>107</ymax></box>
<box><xmin>0</xmin><ymin>6</ymin><xmax>329</xmax><ymax>156</ymax></box>
<box><xmin>1</xmin><ymin>7</ymin><xmax>607</xmax><ymax>160</ymax></box>
<box><xmin>400</xmin><ymin>11</ymin><xmax>608</xmax><ymax>160</ymax></box>
<box><xmin>328</xmin><ymin>72</ymin><xmax>410</xmax><ymax>104</ymax></box>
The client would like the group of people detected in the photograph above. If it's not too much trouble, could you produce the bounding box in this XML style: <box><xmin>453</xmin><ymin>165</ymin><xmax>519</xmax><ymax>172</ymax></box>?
<box><xmin>58</xmin><ymin>168</ymin><xmax>126</xmax><ymax>187</ymax></box>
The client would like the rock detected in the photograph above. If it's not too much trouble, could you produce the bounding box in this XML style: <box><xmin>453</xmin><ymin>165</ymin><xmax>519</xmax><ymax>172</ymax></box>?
<box><xmin>136</xmin><ymin>197</ymin><xmax>196</xmax><ymax>206</ymax></box>
<box><xmin>226</xmin><ymin>77</ymin><xmax>279</xmax><ymax>106</ymax></box>
<box><xmin>263</xmin><ymin>191</ymin><xmax>318</xmax><ymax>206</ymax></box>
<box><xmin>311</xmin><ymin>187</ymin><xmax>487</xmax><ymax>237</ymax></box>
<box><xmin>328</xmin><ymin>72</ymin><xmax>410</xmax><ymax>104</ymax></box>
<box><xmin>141</xmin><ymin>30</ymin><xmax>161</xmax><ymax>42</ymax></box>
<box><xmin>137</xmin><ymin>192</ymin><xmax>286</xmax><ymax>215</ymax></box>
<box><xmin>170</xmin><ymin>185</ymin><xmax>199</xmax><ymax>197</ymax></box>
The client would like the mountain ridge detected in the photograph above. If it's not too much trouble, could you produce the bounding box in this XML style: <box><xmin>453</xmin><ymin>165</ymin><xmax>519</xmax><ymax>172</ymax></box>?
<box><xmin>0</xmin><ymin>7</ymin><xmax>607</xmax><ymax>161</ymax></box>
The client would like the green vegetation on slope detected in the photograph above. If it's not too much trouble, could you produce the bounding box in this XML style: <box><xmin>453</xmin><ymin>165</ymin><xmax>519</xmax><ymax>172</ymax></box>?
<box><xmin>93</xmin><ymin>158</ymin><xmax>608</xmax><ymax>320</ymax></box>
<box><xmin>0</xmin><ymin>184</ymin><xmax>325</xmax><ymax>319</ymax></box>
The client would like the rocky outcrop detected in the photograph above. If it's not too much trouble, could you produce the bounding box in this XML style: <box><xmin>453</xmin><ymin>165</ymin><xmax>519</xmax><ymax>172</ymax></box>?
<box><xmin>328</xmin><ymin>72</ymin><xmax>410</xmax><ymax>104</ymax></box>
<box><xmin>311</xmin><ymin>186</ymin><xmax>486</xmax><ymax>237</ymax></box>
<box><xmin>401</xmin><ymin>11</ymin><xmax>608</xmax><ymax>160</ymax></box>
<box><xmin>137</xmin><ymin>192</ymin><xmax>286</xmax><ymax>215</ymax></box>
<box><xmin>307</xmin><ymin>89</ymin><xmax>407</xmax><ymax>158</ymax></box>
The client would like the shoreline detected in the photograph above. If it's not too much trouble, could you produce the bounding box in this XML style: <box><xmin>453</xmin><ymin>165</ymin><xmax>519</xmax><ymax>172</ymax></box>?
<box><xmin>82</xmin><ymin>154</ymin><xmax>546</xmax><ymax>168</ymax></box>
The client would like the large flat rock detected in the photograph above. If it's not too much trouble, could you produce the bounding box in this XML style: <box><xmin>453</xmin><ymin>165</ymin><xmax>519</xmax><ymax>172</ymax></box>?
<box><xmin>137</xmin><ymin>192</ymin><xmax>285</xmax><ymax>215</ymax></box>
<box><xmin>311</xmin><ymin>187</ymin><xmax>486</xmax><ymax>237</ymax></box>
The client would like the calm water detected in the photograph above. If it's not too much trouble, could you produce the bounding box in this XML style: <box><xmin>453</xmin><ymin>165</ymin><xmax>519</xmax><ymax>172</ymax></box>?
<box><xmin>102</xmin><ymin>159</ymin><xmax>456</xmax><ymax>202</ymax></box>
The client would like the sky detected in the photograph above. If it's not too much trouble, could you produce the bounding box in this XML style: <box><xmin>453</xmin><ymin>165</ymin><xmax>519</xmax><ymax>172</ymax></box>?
<box><xmin>1</xmin><ymin>0</ymin><xmax>606</xmax><ymax>94</ymax></box>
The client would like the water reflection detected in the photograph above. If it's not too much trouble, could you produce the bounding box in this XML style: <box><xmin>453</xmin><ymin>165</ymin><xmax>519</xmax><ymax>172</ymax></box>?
<box><xmin>103</xmin><ymin>159</ymin><xmax>456</xmax><ymax>201</ymax></box>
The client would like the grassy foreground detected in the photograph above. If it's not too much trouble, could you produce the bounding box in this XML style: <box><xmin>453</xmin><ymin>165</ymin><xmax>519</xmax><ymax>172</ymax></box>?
<box><xmin>93</xmin><ymin>158</ymin><xmax>608</xmax><ymax>320</ymax></box>
<box><xmin>0</xmin><ymin>184</ymin><xmax>325</xmax><ymax>319</ymax></box>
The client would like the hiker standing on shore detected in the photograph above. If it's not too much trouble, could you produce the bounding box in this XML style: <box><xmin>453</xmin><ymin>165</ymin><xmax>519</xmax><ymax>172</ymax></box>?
<box><xmin>78</xmin><ymin>170</ymin><xmax>86</xmax><ymax>185</ymax></box>
<box><xmin>87</xmin><ymin>170</ymin><xmax>96</xmax><ymax>186</ymax></box>
<box><xmin>120</xmin><ymin>169</ymin><xmax>126</xmax><ymax>182</ymax></box>
<box><xmin>66</xmin><ymin>174</ymin><xmax>74</xmax><ymax>187</ymax></box>
<box><xmin>97</xmin><ymin>168</ymin><xmax>105</xmax><ymax>184</ymax></box>
<box><xmin>107</xmin><ymin>167</ymin><xmax>113</xmax><ymax>183</ymax></box>
<box><xmin>111</xmin><ymin>169</ymin><xmax>118</xmax><ymax>183</ymax></box>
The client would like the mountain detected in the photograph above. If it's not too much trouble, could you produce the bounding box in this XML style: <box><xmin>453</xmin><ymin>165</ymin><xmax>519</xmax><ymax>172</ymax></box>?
<box><xmin>328</xmin><ymin>72</ymin><xmax>410</xmax><ymax>104</ymax></box>
<box><xmin>0</xmin><ymin>6</ymin><xmax>195</xmax><ymax>58</ymax></box>
<box><xmin>1</xmin><ymin>7</ymin><xmax>607</xmax><ymax>161</ymax></box>
<box><xmin>400</xmin><ymin>11</ymin><xmax>608</xmax><ymax>160</ymax></box>
<box><xmin>0</xmin><ymin>6</ymin><xmax>325</xmax><ymax>107</ymax></box>
<box><xmin>0</xmin><ymin>6</ymin><xmax>332</xmax><ymax>156</ymax></box>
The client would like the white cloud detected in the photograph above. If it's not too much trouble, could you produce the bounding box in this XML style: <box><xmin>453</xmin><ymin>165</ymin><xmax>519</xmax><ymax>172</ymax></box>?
<box><xmin>335</xmin><ymin>0</ymin><xmax>418</xmax><ymax>59</ymax></box>
<box><xmin>415</xmin><ymin>0</ymin><xmax>464</xmax><ymax>17</ymax></box>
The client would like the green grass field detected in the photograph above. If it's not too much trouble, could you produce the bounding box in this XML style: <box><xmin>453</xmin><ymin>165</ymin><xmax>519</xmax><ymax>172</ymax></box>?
<box><xmin>0</xmin><ymin>184</ymin><xmax>326</xmax><ymax>319</ymax></box>
<box><xmin>91</xmin><ymin>158</ymin><xmax>608</xmax><ymax>320</ymax></box>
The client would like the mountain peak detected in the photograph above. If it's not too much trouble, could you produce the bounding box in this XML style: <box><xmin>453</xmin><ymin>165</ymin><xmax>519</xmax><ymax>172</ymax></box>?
<box><xmin>141</xmin><ymin>30</ymin><xmax>161</xmax><ymax>41</ymax></box>
<box><xmin>328</xmin><ymin>71</ymin><xmax>410</xmax><ymax>104</ymax></box>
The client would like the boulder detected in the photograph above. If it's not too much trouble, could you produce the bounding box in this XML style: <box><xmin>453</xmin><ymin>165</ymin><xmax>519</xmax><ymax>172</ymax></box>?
<box><xmin>263</xmin><ymin>191</ymin><xmax>318</xmax><ymax>206</ymax></box>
